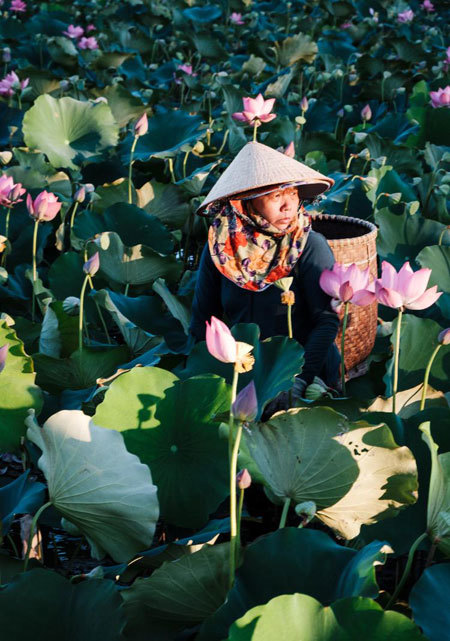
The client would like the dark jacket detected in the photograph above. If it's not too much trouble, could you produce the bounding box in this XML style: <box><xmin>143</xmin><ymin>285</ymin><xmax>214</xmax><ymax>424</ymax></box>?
<box><xmin>190</xmin><ymin>230</ymin><xmax>341</xmax><ymax>386</ymax></box>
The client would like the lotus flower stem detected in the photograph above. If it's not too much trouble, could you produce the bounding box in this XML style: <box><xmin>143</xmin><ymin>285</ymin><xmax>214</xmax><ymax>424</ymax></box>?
<box><xmin>78</xmin><ymin>274</ymin><xmax>90</xmax><ymax>353</ymax></box>
<box><xmin>23</xmin><ymin>501</ymin><xmax>52</xmax><ymax>572</ymax></box>
<box><xmin>31</xmin><ymin>219</ymin><xmax>40</xmax><ymax>322</ymax></box>
<box><xmin>124</xmin><ymin>282</ymin><xmax>130</xmax><ymax>297</ymax></box>
<box><xmin>167</xmin><ymin>158</ymin><xmax>176</xmax><ymax>182</ymax></box>
<box><xmin>438</xmin><ymin>227</ymin><xmax>449</xmax><ymax>246</ymax></box>
<box><xmin>228</xmin><ymin>368</ymin><xmax>239</xmax><ymax>461</ymax></box>
<box><xmin>252</xmin><ymin>120</ymin><xmax>258</xmax><ymax>142</ymax></box>
<box><xmin>385</xmin><ymin>532</ymin><xmax>428</xmax><ymax>610</ymax></box>
<box><xmin>229</xmin><ymin>419</ymin><xmax>243</xmax><ymax>589</ymax></box>
<box><xmin>69</xmin><ymin>201</ymin><xmax>79</xmax><ymax>231</ymax></box>
<box><xmin>4</xmin><ymin>206</ymin><xmax>10</xmax><ymax>238</ymax></box>
<box><xmin>182</xmin><ymin>150</ymin><xmax>190</xmax><ymax>178</ymax></box>
<box><xmin>128</xmin><ymin>136</ymin><xmax>138</xmax><ymax>204</ymax></box>
<box><xmin>278</xmin><ymin>497</ymin><xmax>291</xmax><ymax>529</ymax></box>
<box><xmin>340</xmin><ymin>302</ymin><xmax>349</xmax><ymax>396</ymax></box>
<box><xmin>420</xmin><ymin>344</ymin><xmax>442</xmax><ymax>411</ymax></box>
<box><xmin>236</xmin><ymin>487</ymin><xmax>245</xmax><ymax>553</ymax></box>
<box><xmin>392</xmin><ymin>309</ymin><xmax>403</xmax><ymax>414</ymax></box>
<box><xmin>287</xmin><ymin>304</ymin><xmax>293</xmax><ymax>339</ymax></box>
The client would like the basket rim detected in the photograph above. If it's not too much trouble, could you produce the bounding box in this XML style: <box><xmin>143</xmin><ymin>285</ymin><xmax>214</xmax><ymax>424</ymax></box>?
<box><xmin>310</xmin><ymin>213</ymin><xmax>377</xmax><ymax>245</ymax></box>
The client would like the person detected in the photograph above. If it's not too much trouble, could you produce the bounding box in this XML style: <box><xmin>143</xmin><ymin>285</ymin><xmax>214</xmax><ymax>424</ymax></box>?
<box><xmin>189</xmin><ymin>141</ymin><xmax>341</xmax><ymax>408</ymax></box>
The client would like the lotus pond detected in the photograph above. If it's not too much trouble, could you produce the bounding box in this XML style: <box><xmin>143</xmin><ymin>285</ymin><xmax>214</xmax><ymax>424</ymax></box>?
<box><xmin>0</xmin><ymin>0</ymin><xmax>449</xmax><ymax>639</ymax></box>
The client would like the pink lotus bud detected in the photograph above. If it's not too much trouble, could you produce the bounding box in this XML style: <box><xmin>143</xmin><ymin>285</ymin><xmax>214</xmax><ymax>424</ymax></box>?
<box><xmin>361</xmin><ymin>104</ymin><xmax>372</xmax><ymax>121</ymax></box>
<box><xmin>74</xmin><ymin>186</ymin><xmax>85</xmax><ymax>203</ymax></box>
<box><xmin>236</xmin><ymin>469</ymin><xmax>252</xmax><ymax>490</ymax></box>
<box><xmin>284</xmin><ymin>141</ymin><xmax>295</xmax><ymax>157</ymax></box>
<box><xmin>26</xmin><ymin>191</ymin><xmax>62</xmax><ymax>222</ymax></box>
<box><xmin>232</xmin><ymin>380</ymin><xmax>258</xmax><ymax>422</ymax></box>
<box><xmin>83</xmin><ymin>251</ymin><xmax>100</xmax><ymax>277</ymax></box>
<box><xmin>134</xmin><ymin>113</ymin><xmax>148</xmax><ymax>137</ymax></box>
<box><xmin>438</xmin><ymin>328</ymin><xmax>450</xmax><ymax>345</ymax></box>
<box><xmin>0</xmin><ymin>344</ymin><xmax>8</xmax><ymax>373</ymax></box>
<box><xmin>300</xmin><ymin>96</ymin><xmax>308</xmax><ymax>111</ymax></box>
<box><xmin>10</xmin><ymin>0</ymin><xmax>26</xmax><ymax>12</ymax></box>
<box><xmin>205</xmin><ymin>316</ymin><xmax>237</xmax><ymax>363</ymax></box>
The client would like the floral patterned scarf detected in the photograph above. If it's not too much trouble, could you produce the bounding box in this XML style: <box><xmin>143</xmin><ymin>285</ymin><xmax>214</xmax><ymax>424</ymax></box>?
<box><xmin>205</xmin><ymin>199</ymin><xmax>311</xmax><ymax>291</ymax></box>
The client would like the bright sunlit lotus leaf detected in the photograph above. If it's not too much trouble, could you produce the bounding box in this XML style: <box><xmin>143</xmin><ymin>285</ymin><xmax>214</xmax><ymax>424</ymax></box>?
<box><xmin>25</xmin><ymin>409</ymin><xmax>159</xmax><ymax>562</ymax></box>
<box><xmin>245</xmin><ymin>407</ymin><xmax>418</xmax><ymax>539</ymax></box>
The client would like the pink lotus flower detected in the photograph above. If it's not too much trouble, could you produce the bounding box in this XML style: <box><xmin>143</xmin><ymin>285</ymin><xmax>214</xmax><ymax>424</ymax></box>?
<box><xmin>86</xmin><ymin>24</ymin><xmax>96</xmax><ymax>32</ymax></box>
<box><xmin>134</xmin><ymin>113</ymin><xmax>148</xmax><ymax>137</ymax></box>
<box><xmin>10</xmin><ymin>0</ymin><xmax>26</xmax><ymax>12</ymax></box>
<box><xmin>361</xmin><ymin>104</ymin><xmax>372</xmax><ymax>121</ymax></box>
<box><xmin>63</xmin><ymin>24</ymin><xmax>84</xmax><ymax>39</ymax></box>
<box><xmin>26</xmin><ymin>191</ymin><xmax>62</xmax><ymax>222</ymax></box>
<box><xmin>177</xmin><ymin>64</ymin><xmax>196</xmax><ymax>76</ymax></box>
<box><xmin>397</xmin><ymin>9</ymin><xmax>414</xmax><ymax>22</ymax></box>
<box><xmin>232</xmin><ymin>94</ymin><xmax>277</xmax><ymax>127</ymax></box>
<box><xmin>0</xmin><ymin>174</ymin><xmax>25</xmax><ymax>207</ymax></box>
<box><xmin>206</xmin><ymin>316</ymin><xmax>238</xmax><ymax>363</ymax></box>
<box><xmin>83</xmin><ymin>252</ymin><xmax>100</xmax><ymax>277</ymax></box>
<box><xmin>236</xmin><ymin>469</ymin><xmax>252</xmax><ymax>490</ymax></box>
<box><xmin>429</xmin><ymin>86</ymin><xmax>450</xmax><ymax>108</ymax></box>
<box><xmin>341</xmin><ymin>21</ymin><xmax>353</xmax><ymax>29</ymax></box>
<box><xmin>78</xmin><ymin>36</ymin><xmax>98</xmax><ymax>50</ymax></box>
<box><xmin>319</xmin><ymin>262</ymin><xmax>376</xmax><ymax>313</ymax></box>
<box><xmin>421</xmin><ymin>0</ymin><xmax>435</xmax><ymax>11</ymax></box>
<box><xmin>0</xmin><ymin>344</ymin><xmax>8</xmax><ymax>374</ymax></box>
<box><xmin>232</xmin><ymin>381</ymin><xmax>258</xmax><ymax>422</ymax></box>
<box><xmin>0</xmin><ymin>71</ymin><xmax>29</xmax><ymax>97</ymax></box>
<box><xmin>375</xmin><ymin>261</ymin><xmax>442</xmax><ymax>310</ymax></box>
<box><xmin>230</xmin><ymin>12</ymin><xmax>244</xmax><ymax>25</ymax></box>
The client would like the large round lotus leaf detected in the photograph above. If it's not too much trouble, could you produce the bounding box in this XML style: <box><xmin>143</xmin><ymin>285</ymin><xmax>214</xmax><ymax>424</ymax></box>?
<box><xmin>375</xmin><ymin>208</ymin><xmax>446</xmax><ymax>269</ymax></box>
<box><xmin>0</xmin><ymin>568</ymin><xmax>126</xmax><ymax>641</ymax></box>
<box><xmin>94</xmin><ymin>85</ymin><xmax>146</xmax><ymax>127</ymax></box>
<box><xmin>183</xmin><ymin>5</ymin><xmax>222</xmax><ymax>22</ymax></box>
<box><xmin>225</xmin><ymin>594</ymin><xmax>426</xmax><ymax>641</ymax></box>
<box><xmin>0</xmin><ymin>321</ymin><xmax>42</xmax><ymax>453</ymax></box>
<box><xmin>48</xmin><ymin>251</ymin><xmax>85</xmax><ymax>299</ymax></box>
<box><xmin>197</xmin><ymin>528</ymin><xmax>390</xmax><ymax>641</ymax></box>
<box><xmin>244</xmin><ymin>407</ymin><xmax>418</xmax><ymax>539</ymax></box>
<box><xmin>22</xmin><ymin>95</ymin><xmax>119</xmax><ymax>169</ymax></box>
<box><xmin>180</xmin><ymin>323</ymin><xmax>304</xmax><ymax>420</ymax></box>
<box><xmin>356</xmin><ymin>408</ymin><xmax>450</xmax><ymax>555</ymax></box>
<box><xmin>410</xmin><ymin>563</ymin><xmax>450</xmax><ymax>641</ymax></box>
<box><xmin>416</xmin><ymin>245</ymin><xmax>450</xmax><ymax>319</ymax></box>
<box><xmin>33</xmin><ymin>345</ymin><xmax>130</xmax><ymax>394</ymax></box>
<box><xmin>122</xmin><ymin>543</ymin><xmax>229</xmax><ymax>641</ymax></box>
<box><xmin>86</xmin><ymin>232</ymin><xmax>182</xmax><ymax>286</ymax></box>
<box><xmin>73</xmin><ymin>203</ymin><xmax>174</xmax><ymax>254</ymax></box>
<box><xmin>0</xmin><ymin>470</ymin><xmax>45</xmax><ymax>536</ymax></box>
<box><xmin>93</xmin><ymin>367</ymin><xmax>231</xmax><ymax>528</ymax></box>
<box><xmin>119</xmin><ymin>109</ymin><xmax>205</xmax><ymax>162</ymax></box>
<box><xmin>26</xmin><ymin>409</ymin><xmax>159</xmax><ymax>562</ymax></box>
<box><xmin>383</xmin><ymin>315</ymin><xmax>449</xmax><ymax>396</ymax></box>
<box><xmin>136</xmin><ymin>180</ymin><xmax>189</xmax><ymax>229</ymax></box>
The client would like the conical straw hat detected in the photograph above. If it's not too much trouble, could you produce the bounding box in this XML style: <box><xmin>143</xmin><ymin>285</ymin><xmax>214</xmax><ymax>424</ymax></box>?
<box><xmin>197</xmin><ymin>141</ymin><xmax>334</xmax><ymax>213</ymax></box>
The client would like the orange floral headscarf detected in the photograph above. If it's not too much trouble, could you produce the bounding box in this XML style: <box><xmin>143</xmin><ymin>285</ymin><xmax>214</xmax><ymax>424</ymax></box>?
<box><xmin>205</xmin><ymin>199</ymin><xmax>311</xmax><ymax>291</ymax></box>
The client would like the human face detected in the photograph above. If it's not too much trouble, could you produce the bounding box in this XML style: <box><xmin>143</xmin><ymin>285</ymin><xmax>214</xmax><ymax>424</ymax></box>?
<box><xmin>249</xmin><ymin>187</ymin><xmax>300</xmax><ymax>230</ymax></box>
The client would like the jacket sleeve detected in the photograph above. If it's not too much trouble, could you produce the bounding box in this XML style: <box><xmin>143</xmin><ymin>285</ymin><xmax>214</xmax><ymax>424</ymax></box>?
<box><xmin>296</xmin><ymin>231</ymin><xmax>340</xmax><ymax>384</ymax></box>
<box><xmin>189</xmin><ymin>243</ymin><xmax>224</xmax><ymax>342</ymax></box>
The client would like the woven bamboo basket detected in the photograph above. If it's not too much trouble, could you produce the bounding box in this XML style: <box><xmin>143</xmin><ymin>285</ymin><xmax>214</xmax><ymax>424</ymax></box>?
<box><xmin>311</xmin><ymin>214</ymin><xmax>378</xmax><ymax>375</ymax></box>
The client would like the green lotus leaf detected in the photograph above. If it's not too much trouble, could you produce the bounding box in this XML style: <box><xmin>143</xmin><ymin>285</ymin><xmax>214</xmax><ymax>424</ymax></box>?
<box><xmin>152</xmin><ymin>278</ymin><xmax>191</xmax><ymax>334</ymax></box>
<box><xmin>383</xmin><ymin>315</ymin><xmax>448</xmax><ymax>397</ymax></box>
<box><xmin>93</xmin><ymin>85</ymin><xmax>146</xmax><ymax>128</ymax></box>
<box><xmin>93</xmin><ymin>51</ymin><xmax>133</xmax><ymax>70</ymax></box>
<box><xmin>0</xmin><ymin>471</ymin><xmax>45</xmax><ymax>536</ymax></box>
<box><xmin>92</xmin><ymin>289</ymin><xmax>161</xmax><ymax>356</ymax></box>
<box><xmin>175</xmin><ymin>162</ymin><xmax>218</xmax><ymax>198</ymax></box>
<box><xmin>73</xmin><ymin>203</ymin><xmax>174</xmax><ymax>254</ymax></box>
<box><xmin>136</xmin><ymin>180</ymin><xmax>189</xmax><ymax>229</ymax></box>
<box><xmin>375</xmin><ymin>208</ymin><xmax>446</xmax><ymax>269</ymax></box>
<box><xmin>122</xmin><ymin>543</ymin><xmax>229</xmax><ymax>641</ymax></box>
<box><xmin>33</xmin><ymin>345</ymin><xmax>129</xmax><ymax>394</ymax></box>
<box><xmin>244</xmin><ymin>407</ymin><xmax>418</xmax><ymax>539</ymax></box>
<box><xmin>183</xmin><ymin>5</ymin><xmax>222</xmax><ymax>22</ymax></box>
<box><xmin>198</xmin><ymin>528</ymin><xmax>391</xmax><ymax>641</ymax></box>
<box><xmin>26</xmin><ymin>409</ymin><xmax>159</xmax><ymax>562</ymax></box>
<box><xmin>22</xmin><ymin>95</ymin><xmax>119</xmax><ymax>169</ymax></box>
<box><xmin>93</xmin><ymin>367</ymin><xmax>230</xmax><ymax>528</ymax></box>
<box><xmin>420</xmin><ymin>421</ymin><xmax>450</xmax><ymax>556</ymax></box>
<box><xmin>180</xmin><ymin>323</ymin><xmax>304</xmax><ymax>420</ymax></box>
<box><xmin>410</xmin><ymin>563</ymin><xmax>450</xmax><ymax>641</ymax></box>
<box><xmin>86</xmin><ymin>232</ymin><xmax>182</xmax><ymax>286</ymax></box>
<box><xmin>0</xmin><ymin>569</ymin><xmax>126</xmax><ymax>640</ymax></box>
<box><xmin>0</xmin><ymin>321</ymin><xmax>43</xmax><ymax>453</ymax></box>
<box><xmin>92</xmin><ymin>179</ymin><xmax>136</xmax><ymax>214</ymax></box>
<box><xmin>48</xmin><ymin>251</ymin><xmax>85</xmax><ymax>299</ymax></box>
<box><xmin>119</xmin><ymin>109</ymin><xmax>205</xmax><ymax>162</ymax></box>
<box><xmin>192</xmin><ymin>33</ymin><xmax>227</xmax><ymax>59</ymax></box>
<box><xmin>416</xmin><ymin>245</ymin><xmax>450</xmax><ymax>319</ymax></box>
<box><xmin>277</xmin><ymin>33</ymin><xmax>318</xmax><ymax>67</ymax></box>
<box><xmin>225</xmin><ymin>594</ymin><xmax>426</xmax><ymax>641</ymax></box>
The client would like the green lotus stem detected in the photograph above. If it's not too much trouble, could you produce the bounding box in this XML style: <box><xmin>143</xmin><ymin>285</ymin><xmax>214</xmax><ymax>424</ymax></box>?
<box><xmin>69</xmin><ymin>201</ymin><xmax>79</xmax><ymax>231</ymax></box>
<box><xmin>229</xmin><ymin>420</ymin><xmax>243</xmax><ymax>589</ymax></box>
<box><xmin>4</xmin><ymin>205</ymin><xmax>10</xmax><ymax>237</ymax></box>
<box><xmin>420</xmin><ymin>344</ymin><xmax>442</xmax><ymax>412</ymax></box>
<box><xmin>228</xmin><ymin>368</ymin><xmax>239</xmax><ymax>462</ymax></box>
<box><xmin>167</xmin><ymin>157</ymin><xmax>176</xmax><ymax>182</ymax></box>
<box><xmin>217</xmin><ymin>129</ymin><xmax>229</xmax><ymax>156</ymax></box>
<box><xmin>287</xmin><ymin>304</ymin><xmax>293</xmax><ymax>339</ymax></box>
<box><xmin>252</xmin><ymin>120</ymin><xmax>258</xmax><ymax>142</ymax></box>
<box><xmin>438</xmin><ymin>227</ymin><xmax>449</xmax><ymax>246</ymax></box>
<box><xmin>182</xmin><ymin>150</ymin><xmax>190</xmax><ymax>178</ymax></box>
<box><xmin>31</xmin><ymin>219</ymin><xmax>40</xmax><ymax>323</ymax></box>
<box><xmin>385</xmin><ymin>532</ymin><xmax>428</xmax><ymax>610</ymax></box>
<box><xmin>279</xmin><ymin>497</ymin><xmax>291</xmax><ymax>529</ymax></box>
<box><xmin>343</xmin><ymin>192</ymin><xmax>351</xmax><ymax>215</ymax></box>
<box><xmin>23</xmin><ymin>501</ymin><xmax>52</xmax><ymax>572</ymax></box>
<box><xmin>78</xmin><ymin>274</ymin><xmax>90</xmax><ymax>353</ymax></box>
<box><xmin>128</xmin><ymin>136</ymin><xmax>138</xmax><ymax>204</ymax></box>
<box><xmin>124</xmin><ymin>282</ymin><xmax>130</xmax><ymax>297</ymax></box>
<box><xmin>236</xmin><ymin>487</ymin><xmax>245</xmax><ymax>553</ymax></box>
<box><xmin>340</xmin><ymin>302</ymin><xmax>349</xmax><ymax>396</ymax></box>
<box><xmin>87</xmin><ymin>275</ymin><xmax>112</xmax><ymax>344</ymax></box>
<box><xmin>392</xmin><ymin>309</ymin><xmax>403</xmax><ymax>414</ymax></box>
<box><xmin>17</xmin><ymin>93</ymin><xmax>22</xmax><ymax>110</ymax></box>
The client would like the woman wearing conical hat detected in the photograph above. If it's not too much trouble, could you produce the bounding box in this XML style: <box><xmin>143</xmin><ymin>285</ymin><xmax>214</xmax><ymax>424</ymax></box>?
<box><xmin>189</xmin><ymin>141</ymin><xmax>340</xmax><ymax>407</ymax></box>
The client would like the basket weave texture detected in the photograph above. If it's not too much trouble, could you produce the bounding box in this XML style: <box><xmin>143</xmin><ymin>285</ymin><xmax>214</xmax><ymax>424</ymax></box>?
<box><xmin>311</xmin><ymin>214</ymin><xmax>378</xmax><ymax>373</ymax></box>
